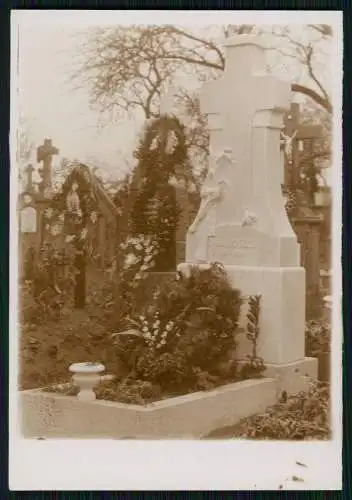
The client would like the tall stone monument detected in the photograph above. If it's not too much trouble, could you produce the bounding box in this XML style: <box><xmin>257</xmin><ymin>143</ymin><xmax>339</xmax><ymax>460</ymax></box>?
<box><xmin>180</xmin><ymin>34</ymin><xmax>317</xmax><ymax>390</ymax></box>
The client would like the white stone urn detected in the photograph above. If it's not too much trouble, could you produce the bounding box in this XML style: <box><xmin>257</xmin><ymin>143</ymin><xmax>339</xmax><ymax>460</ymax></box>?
<box><xmin>323</xmin><ymin>295</ymin><xmax>332</xmax><ymax>310</ymax></box>
<box><xmin>69</xmin><ymin>362</ymin><xmax>105</xmax><ymax>402</ymax></box>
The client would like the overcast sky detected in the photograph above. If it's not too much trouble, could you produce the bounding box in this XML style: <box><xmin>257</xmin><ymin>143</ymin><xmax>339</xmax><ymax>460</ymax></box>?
<box><xmin>16</xmin><ymin>23</ymin><xmax>138</xmax><ymax>181</ymax></box>
<box><xmin>13</xmin><ymin>11</ymin><xmax>335</xmax><ymax>184</ymax></box>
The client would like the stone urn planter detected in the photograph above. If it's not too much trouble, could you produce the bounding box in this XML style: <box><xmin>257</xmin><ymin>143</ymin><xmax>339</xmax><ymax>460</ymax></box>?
<box><xmin>69</xmin><ymin>362</ymin><xmax>105</xmax><ymax>402</ymax></box>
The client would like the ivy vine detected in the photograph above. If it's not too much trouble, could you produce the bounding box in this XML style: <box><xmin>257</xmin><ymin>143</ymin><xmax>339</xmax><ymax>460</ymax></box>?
<box><xmin>130</xmin><ymin>114</ymin><xmax>194</xmax><ymax>271</ymax></box>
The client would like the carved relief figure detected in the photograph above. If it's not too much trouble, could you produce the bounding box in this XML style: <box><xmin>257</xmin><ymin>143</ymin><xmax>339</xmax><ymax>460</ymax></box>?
<box><xmin>188</xmin><ymin>170</ymin><xmax>220</xmax><ymax>235</ymax></box>
<box><xmin>241</xmin><ymin>209</ymin><xmax>258</xmax><ymax>227</ymax></box>
<box><xmin>280</xmin><ymin>130</ymin><xmax>297</xmax><ymax>164</ymax></box>
<box><xmin>66</xmin><ymin>181</ymin><xmax>81</xmax><ymax>217</ymax></box>
<box><xmin>187</xmin><ymin>149</ymin><xmax>231</xmax><ymax>261</ymax></box>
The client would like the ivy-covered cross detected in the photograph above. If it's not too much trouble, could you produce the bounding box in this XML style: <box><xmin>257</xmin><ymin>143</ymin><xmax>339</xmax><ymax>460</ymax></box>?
<box><xmin>131</xmin><ymin>114</ymin><xmax>196</xmax><ymax>271</ymax></box>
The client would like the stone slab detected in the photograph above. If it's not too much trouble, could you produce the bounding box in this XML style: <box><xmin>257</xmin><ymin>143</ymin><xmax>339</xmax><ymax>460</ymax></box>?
<box><xmin>20</xmin><ymin>378</ymin><xmax>277</xmax><ymax>439</ymax></box>
<box><xmin>264</xmin><ymin>357</ymin><xmax>318</xmax><ymax>397</ymax></box>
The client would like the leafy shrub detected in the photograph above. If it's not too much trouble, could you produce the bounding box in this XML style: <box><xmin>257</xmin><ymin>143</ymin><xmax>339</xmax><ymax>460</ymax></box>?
<box><xmin>238</xmin><ymin>294</ymin><xmax>265</xmax><ymax>379</ymax></box>
<box><xmin>97</xmin><ymin>379</ymin><xmax>162</xmax><ymax>405</ymax></box>
<box><xmin>305</xmin><ymin>319</ymin><xmax>331</xmax><ymax>357</ymax></box>
<box><xmin>20</xmin><ymin>242</ymin><xmax>75</xmax><ymax>324</ymax></box>
<box><xmin>209</xmin><ymin>381</ymin><xmax>331</xmax><ymax>440</ymax></box>
<box><xmin>111</xmin><ymin>262</ymin><xmax>242</xmax><ymax>394</ymax></box>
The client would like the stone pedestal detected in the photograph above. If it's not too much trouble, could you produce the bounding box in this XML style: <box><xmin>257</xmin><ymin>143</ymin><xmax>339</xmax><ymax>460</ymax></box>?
<box><xmin>179</xmin><ymin>262</ymin><xmax>316</xmax><ymax>374</ymax></box>
<box><xmin>225</xmin><ymin>265</ymin><xmax>305</xmax><ymax>364</ymax></box>
<box><xmin>180</xmin><ymin>34</ymin><xmax>318</xmax><ymax>393</ymax></box>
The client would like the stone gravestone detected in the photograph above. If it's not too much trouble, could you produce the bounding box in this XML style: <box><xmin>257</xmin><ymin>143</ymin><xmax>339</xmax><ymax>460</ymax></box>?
<box><xmin>179</xmin><ymin>34</ymin><xmax>317</xmax><ymax>388</ymax></box>
<box><xmin>37</xmin><ymin>138</ymin><xmax>59</xmax><ymax>197</ymax></box>
<box><xmin>20</xmin><ymin>206</ymin><xmax>37</xmax><ymax>233</ymax></box>
<box><xmin>19</xmin><ymin>191</ymin><xmax>38</xmax><ymax>281</ymax></box>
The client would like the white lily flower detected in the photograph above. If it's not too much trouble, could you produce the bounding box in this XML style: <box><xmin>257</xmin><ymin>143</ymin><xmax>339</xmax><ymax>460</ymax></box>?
<box><xmin>168</xmin><ymin>175</ymin><xmax>178</xmax><ymax>187</ymax></box>
<box><xmin>187</xmin><ymin>182</ymin><xmax>197</xmax><ymax>194</ymax></box>
<box><xmin>44</xmin><ymin>208</ymin><xmax>54</xmax><ymax>219</ymax></box>
<box><xmin>65</xmin><ymin>235</ymin><xmax>75</xmax><ymax>243</ymax></box>
<box><xmin>125</xmin><ymin>253</ymin><xmax>138</xmax><ymax>268</ymax></box>
<box><xmin>80</xmin><ymin>228</ymin><xmax>88</xmax><ymax>240</ymax></box>
<box><xmin>50</xmin><ymin>224</ymin><xmax>61</xmax><ymax>237</ymax></box>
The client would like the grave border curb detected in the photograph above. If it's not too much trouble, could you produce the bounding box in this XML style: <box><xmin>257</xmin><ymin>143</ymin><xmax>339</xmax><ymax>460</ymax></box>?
<box><xmin>20</xmin><ymin>377</ymin><xmax>277</xmax><ymax>439</ymax></box>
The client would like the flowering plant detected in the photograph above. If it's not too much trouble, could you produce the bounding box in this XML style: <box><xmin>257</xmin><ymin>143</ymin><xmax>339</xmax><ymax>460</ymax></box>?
<box><xmin>119</xmin><ymin>235</ymin><xmax>158</xmax><ymax>282</ymax></box>
<box><xmin>111</xmin><ymin>263</ymin><xmax>242</xmax><ymax>392</ymax></box>
<box><xmin>109</xmin><ymin>234</ymin><xmax>160</xmax><ymax>322</ymax></box>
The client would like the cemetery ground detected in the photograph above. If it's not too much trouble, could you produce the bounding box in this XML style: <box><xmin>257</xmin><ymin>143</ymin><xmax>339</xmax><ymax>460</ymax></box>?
<box><xmin>18</xmin><ymin>33</ymin><xmax>333</xmax><ymax>440</ymax></box>
<box><xmin>19</xmin><ymin>268</ymin><xmax>331</xmax><ymax>440</ymax></box>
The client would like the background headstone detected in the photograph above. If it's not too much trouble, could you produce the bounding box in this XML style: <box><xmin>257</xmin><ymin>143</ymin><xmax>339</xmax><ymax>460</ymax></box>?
<box><xmin>20</xmin><ymin>206</ymin><xmax>37</xmax><ymax>233</ymax></box>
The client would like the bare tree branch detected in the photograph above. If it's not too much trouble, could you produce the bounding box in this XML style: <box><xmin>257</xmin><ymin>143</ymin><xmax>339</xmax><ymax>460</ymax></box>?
<box><xmin>291</xmin><ymin>83</ymin><xmax>332</xmax><ymax>113</ymax></box>
<box><xmin>308</xmin><ymin>24</ymin><xmax>333</xmax><ymax>37</ymax></box>
<box><xmin>70</xmin><ymin>23</ymin><xmax>332</xmax><ymax>169</ymax></box>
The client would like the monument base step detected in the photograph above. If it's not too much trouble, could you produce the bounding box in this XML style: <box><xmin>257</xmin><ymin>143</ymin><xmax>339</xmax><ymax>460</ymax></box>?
<box><xmin>264</xmin><ymin>357</ymin><xmax>318</xmax><ymax>397</ymax></box>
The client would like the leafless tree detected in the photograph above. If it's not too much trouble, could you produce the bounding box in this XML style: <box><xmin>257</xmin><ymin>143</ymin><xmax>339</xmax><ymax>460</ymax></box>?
<box><xmin>18</xmin><ymin>115</ymin><xmax>34</xmax><ymax>164</ymax></box>
<box><xmin>74</xmin><ymin>24</ymin><xmax>332</xmax><ymax>116</ymax></box>
<box><xmin>269</xmin><ymin>24</ymin><xmax>332</xmax><ymax>114</ymax></box>
<box><xmin>17</xmin><ymin>116</ymin><xmax>35</xmax><ymax>187</ymax></box>
<box><xmin>72</xmin><ymin>24</ymin><xmax>332</xmax><ymax>175</ymax></box>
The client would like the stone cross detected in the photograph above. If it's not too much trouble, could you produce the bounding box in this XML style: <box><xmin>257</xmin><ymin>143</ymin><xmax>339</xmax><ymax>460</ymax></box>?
<box><xmin>181</xmin><ymin>33</ymin><xmax>316</xmax><ymax>375</ymax></box>
<box><xmin>199</xmin><ymin>34</ymin><xmax>298</xmax><ymax>266</ymax></box>
<box><xmin>24</xmin><ymin>164</ymin><xmax>35</xmax><ymax>191</ymax></box>
<box><xmin>37</xmin><ymin>138</ymin><xmax>59</xmax><ymax>189</ymax></box>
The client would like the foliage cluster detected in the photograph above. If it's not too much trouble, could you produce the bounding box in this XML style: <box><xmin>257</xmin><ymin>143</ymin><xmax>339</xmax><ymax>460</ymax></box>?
<box><xmin>111</xmin><ymin>263</ymin><xmax>243</xmax><ymax>396</ymax></box>
<box><xmin>128</xmin><ymin>115</ymin><xmax>197</xmax><ymax>271</ymax></box>
<box><xmin>216</xmin><ymin>380</ymin><xmax>331</xmax><ymax>440</ymax></box>
<box><xmin>305</xmin><ymin>319</ymin><xmax>331</xmax><ymax>357</ymax></box>
<box><xmin>21</xmin><ymin>242</ymin><xmax>75</xmax><ymax>323</ymax></box>
<box><xmin>239</xmin><ymin>294</ymin><xmax>265</xmax><ymax>379</ymax></box>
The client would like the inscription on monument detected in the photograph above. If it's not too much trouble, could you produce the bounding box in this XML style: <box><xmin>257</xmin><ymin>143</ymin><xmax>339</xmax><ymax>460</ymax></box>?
<box><xmin>208</xmin><ymin>238</ymin><xmax>256</xmax><ymax>262</ymax></box>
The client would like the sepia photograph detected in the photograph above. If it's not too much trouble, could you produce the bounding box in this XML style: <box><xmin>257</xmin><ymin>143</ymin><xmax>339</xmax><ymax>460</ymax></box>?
<box><xmin>10</xmin><ymin>10</ymin><xmax>342</xmax><ymax>490</ymax></box>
